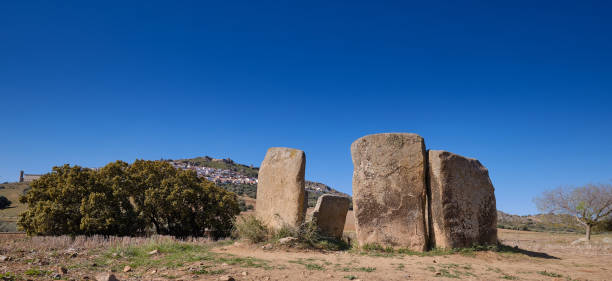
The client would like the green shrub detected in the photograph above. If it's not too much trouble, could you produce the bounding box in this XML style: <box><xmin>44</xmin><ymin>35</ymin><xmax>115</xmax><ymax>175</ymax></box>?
<box><xmin>232</xmin><ymin>215</ymin><xmax>269</xmax><ymax>243</ymax></box>
<box><xmin>296</xmin><ymin>219</ymin><xmax>322</xmax><ymax>246</ymax></box>
<box><xmin>273</xmin><ymin>224</ymin><xmax>297</xmax><ymax>240</ymax></box>
<box><xmin>0</xmin><ymin>195</ymin><xmax>11</xmax><ymax>209</ymax></box>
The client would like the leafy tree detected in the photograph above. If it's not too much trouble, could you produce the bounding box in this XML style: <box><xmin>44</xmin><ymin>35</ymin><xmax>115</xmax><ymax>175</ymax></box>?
<box><xmin>79</xmin><ymin>161</ymin><xmax>144</xmax><ymax>235</ymax></box>
<box><xmin>0</xmin><ymin>195</ymin><xmax>11</xmax><ymax>209</ymax></box>
<box><xmin>128</xmin><ymin>160</ymin><xmax>239</xmax><ymax>237</ymax></box>
<box><xmin>19</xmin><ymin>165</ymin><xmax>94</xmax><ymax>235</ymax></box>
<box><xmin>126</xmin><ymin>160</ymin><xmax>179</xmax><ymax>234</ymax></box>
<box><xmin>18</xmin><ymin>160</ymin><xmax>240</xmax><ymax>238</ymax></box>
<box><xmin>534</xmin><ymin>183</ymin><xmax>612</xmax><ymax>240</ymax></box>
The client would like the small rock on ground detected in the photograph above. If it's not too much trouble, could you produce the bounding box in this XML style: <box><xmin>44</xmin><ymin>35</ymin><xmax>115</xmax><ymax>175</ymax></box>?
<box><xmin>96</xmin><ymin>273</ymin><xmax>119</xmax><ymax>281</ymax></box>
<box><xmin>58</xmin><ymin>266</ymin><xmax>68</xmax><ymax>274</ymax></box>
<box><xmin>219</xmin><ymin>276</ymin><xmax>235</xmax><ymax>281</ymax></box>
<box><xmin>278</xmin><ymin>237</ymin><xmax>298</xmax><ymax>244</ymax></box>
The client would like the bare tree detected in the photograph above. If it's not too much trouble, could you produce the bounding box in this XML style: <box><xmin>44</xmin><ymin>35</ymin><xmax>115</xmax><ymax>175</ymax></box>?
<box><xmin>534</xmin><ymin>183</ymin><xmax>612</xmax><ymax>240</ymax></box>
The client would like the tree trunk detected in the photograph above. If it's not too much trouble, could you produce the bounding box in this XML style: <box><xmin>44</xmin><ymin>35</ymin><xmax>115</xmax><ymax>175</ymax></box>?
<box><xmin>585</xmin><ymin>224</ymin><xmax>592</xmax><ymax>241</ymax></box>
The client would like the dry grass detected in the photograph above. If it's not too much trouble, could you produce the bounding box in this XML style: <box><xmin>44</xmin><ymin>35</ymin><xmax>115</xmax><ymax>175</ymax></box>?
<box><xmin>0</xmin><ymin>234</ymin><xmax>213</xmax><ymax>254</ymax></box>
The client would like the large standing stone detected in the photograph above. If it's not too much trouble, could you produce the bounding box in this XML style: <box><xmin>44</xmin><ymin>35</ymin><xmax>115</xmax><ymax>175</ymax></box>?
<box><xmin>256</xmin><ymin>147</ymin><xmax>306</xmax><ymax>230</ymax></box>
<box><xmin>428</xmin><ymin>150</ymin><xmax>498</xmax><ymax>248</ymax></box>
<box><xmin>351</xmin><ymin>133</ymin><xmax>428</xmax><ymax>251</ymax></box>
<box><xmin>312</xmin><ymin>194</ymin><xmax>351</xmax><ymax>239</ymax></box>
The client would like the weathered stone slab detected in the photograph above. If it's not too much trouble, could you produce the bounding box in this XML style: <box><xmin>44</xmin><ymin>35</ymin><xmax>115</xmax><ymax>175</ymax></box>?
<box><xmin>351</xmin><ymin>133</ymin><xmax>428</xmax><ymax>251</ymax></box>
<box><xmin>256</xmin><ymin>147</ymin><xmax>306</xmax><ymax>230</ymax></box>
<box><xmin>312</xmin><ymin>194</ymin><xmax>351</xmax><ymax>239</ymax></box>
<box><xmin>428</xmin><ymin>150</ymin><xmax>498</xmax><ymax>248</ymax></box>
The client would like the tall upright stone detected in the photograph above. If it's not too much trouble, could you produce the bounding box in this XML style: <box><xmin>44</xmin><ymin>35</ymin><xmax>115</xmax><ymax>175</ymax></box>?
<box><xmin>256</xmin><ymin>147</ymin><xmax>306</xmax><ymax>230</ymax></box>
<box><xmin>428</xmin><ymin>150</ymin><xmax>498</xmax><ymax>248</ymax></box>
<box><xmin>312</xmin><ymin>194</ymin><xmax>351</xmax><ymax>239</ymax></box>
<box><xmin>351</xmin><ymin>133</ymin><xmax>428</xmax><ymax>251</ymax></box>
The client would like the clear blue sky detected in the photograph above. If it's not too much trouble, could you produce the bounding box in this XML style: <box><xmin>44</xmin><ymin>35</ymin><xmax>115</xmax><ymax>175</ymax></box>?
<box><xmin>1</xmin><ymin>1</ymin><xmax>610</xmax><ymax>215</ymax></box>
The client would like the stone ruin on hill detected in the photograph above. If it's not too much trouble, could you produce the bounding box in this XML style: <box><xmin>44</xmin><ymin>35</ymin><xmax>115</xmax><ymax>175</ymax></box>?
<box><xmin>255</xmin><ymin>133</ymin><xmax>497</xmax><ymax>251</ymax></box>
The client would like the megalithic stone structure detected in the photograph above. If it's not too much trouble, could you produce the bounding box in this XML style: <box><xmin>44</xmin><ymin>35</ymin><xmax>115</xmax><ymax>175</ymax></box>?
<box><xmin>428</xmin><ymin>150</ymin><xmax>498</xmax><ymax>248</ymax></box>
<box><xmin>312</xmin><ymin>194</ymin><xmax>351</xmax><ymax>239</ymax></box>
<box><xmin>256</xmin><ymin>147</ymin><xmax>306</xmax><ymax>230</ymax></box>
<box><xmin>351</xmin><ymin>133</ymin><xmax>428</xmax><ymax>251</ymax></box>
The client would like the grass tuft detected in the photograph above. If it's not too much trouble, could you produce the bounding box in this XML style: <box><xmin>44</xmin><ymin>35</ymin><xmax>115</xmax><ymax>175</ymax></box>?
<box><xmin>289</xmin><ymin>258</ymin><xmax>326</xmax><ymax>271</ymax></box>
<box><xmin>191</xmin><ymin>265</ymin><xmax>226</xmax><ymax>275</ymax></box>
<box><xmin>24</xmin><ymin>268</ymin><xmax>51</xmax><ymax>276</ymax></box>
<box><xmin>537</xmin><ymin>270</ymin><xmax>563</xmax><ymax>278</ymax></box>
<box><xmin>232</xmin><ymin>215</ymin><xmax>268</xmax><ymax>243</ymax></box>
<box><xmin>437</xmin><ymin>269</ymin><xmax>461</xmax><ymax>278</ymax></box>
<box><xmin>0</xmin><ymin>272</ymin><xmax>19</xmax><ymax>281</ymax></box>
<box><xmin>233</xmin><ymin>216</ymin><xmax>350</xmax><ymax>251</ymax></box>
<box><xmin>501</xmin><ymin>273</ymin><xmax>519</xmax><ymax>280</ymax></box>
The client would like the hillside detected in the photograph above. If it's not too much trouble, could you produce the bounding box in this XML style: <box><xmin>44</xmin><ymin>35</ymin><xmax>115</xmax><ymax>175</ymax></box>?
<box><xmin>171</xmin><ymin>156</ymin><xmax>258</xmax><ymax>178</ymax></box>
<box><xmin>0</xmin><ymin>181</ymin><xmax>30</xmax><ymax>232</ymax></box>
<box><xmin>497</xmin><ymin>210</ymin><xmax>589</xmax><ymax>233</ymax></box>
<box><xmin>173</xmin><ymin>156</ymin><xmax>351</xmax><ymax>207</ymax></box>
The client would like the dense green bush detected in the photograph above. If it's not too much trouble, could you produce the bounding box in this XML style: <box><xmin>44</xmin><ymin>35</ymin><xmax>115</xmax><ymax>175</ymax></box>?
<box><xmin>18</xmin><ymin>160</ymin><xmax>240</xmax><ymax>238</ymax></box>
<box><xmin>0</xmin><ymin>195</ymin><xmax>11</xmax><ymax>209</ymax></box>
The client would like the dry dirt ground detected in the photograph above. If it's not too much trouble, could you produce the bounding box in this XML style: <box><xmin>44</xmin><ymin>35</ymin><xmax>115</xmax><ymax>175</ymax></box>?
<box><xmin>0</xmin><ymin>229</ymin><xmax>610</xmax><ymax>281</ymax></box>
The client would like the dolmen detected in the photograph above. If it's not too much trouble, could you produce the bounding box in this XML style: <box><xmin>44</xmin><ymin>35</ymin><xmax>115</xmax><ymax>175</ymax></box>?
<box><xmin>312</xmin><ymin>194</ymin><xmax>351</xmax><ymax>239</ymax></box>
<box><xmin>255</xmin><ymin>133</ymin><xmax>498</xmax><ymax>251</ymax></box>
<box><xmin>428</xmin><ymin>150</ymin><xmax>497</xmax><ymax>248</ymax></box>
<box><xmin>351</xmin><ymin>133</ymin><xmax>497</xmax><ymax>251</ymax></box>
<box><xmin>256</xmin><ymin>147</ymin><xmax>306</xmax><ymax>230</ymax></box>
<box><xmin>256</xmin><ymin>147</ymin><xmax>352</xmax><ymax>238</ymax></box>
<box><xmin>351</xmin><ymin>133</ymin><xmax>429</xmax><ymax>251</ymax></box>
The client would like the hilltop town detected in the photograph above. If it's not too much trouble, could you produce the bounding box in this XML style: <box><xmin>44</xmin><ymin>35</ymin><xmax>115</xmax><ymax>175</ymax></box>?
<box><xmin>165</xmin><ymin>156</ymin><xmax>350</xmax><ymax>200</ymax></box>
<box><xmin>168</xmin><ymin>160</ymin><xmax>258</xmax><ymax>185</ymax></box>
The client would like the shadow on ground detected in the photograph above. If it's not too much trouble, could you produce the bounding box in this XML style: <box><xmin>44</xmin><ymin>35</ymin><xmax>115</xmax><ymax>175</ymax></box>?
<box><xmin>497</xmin><ymin>244</ymin><xmax>559</xmax><ymax>259</ymax></box>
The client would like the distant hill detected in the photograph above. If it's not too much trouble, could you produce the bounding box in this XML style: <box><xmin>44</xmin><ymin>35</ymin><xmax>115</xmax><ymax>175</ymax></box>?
<box><xmin>0</xmin><ymin>181</ymin><xmax>30</xmax><ymax>232</ymax></box>
<box><xmin>497</xmin><ymin>210</ymin><xmax>587</xmax><ymax>233</ymax></box>
<box><xmin>172</xmin><ymin>156</ymin><xmax>351</xmax><ymax>207</ymax></box>
<box><xmin>170</xmin><ymin>156</ymin><xmax>259</xmax><ymax>178</ymax></box>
